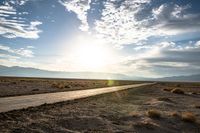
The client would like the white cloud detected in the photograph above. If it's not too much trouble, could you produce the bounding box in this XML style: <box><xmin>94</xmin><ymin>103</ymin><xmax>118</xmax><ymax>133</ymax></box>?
<box><xmin>59</xmin><ymin>0</ymin><xmax>91</xmax><ymax>31</ymax></box>
<box><xmin>0</xmin><ymin>44</ymin><xmax>34</xmax><ymax>57</ymax></box>
<box><xmin>93</xmin><ymin>1</ymin><xmax>200</xmax><ymax>47</ymax></box>
<box><xmin>7</xmin><ymin>0</ymin><xmax>29</xmax><ymax>6</ymax></box>
<box><xmin>0</xmin><ymin>1</ymin><xmax>42</xmax><ymax>39</ymax></box>
<box><xmin>151</xmin><ymin>4</ymin><xmax>200</xmax><ymax>35</ymax></box>
<box><xmin>27</xmin><ymin>45</ymin><xmax>35</xmax><ymax>49</ymax></box>
<box><xmin>58</xmin><ymin>0</ymin><xmax>200</xmax><ymax>49</ymax></box>
<box><xmin>123</xmin><ymin>40</ymin><xmax>200</xmax><ymax>77</ymax></box>
<box><xmin>134</xmin><ymin>42</ymin><xmax>175</xmax><ymax>51</ymax></box>
<box><xmin>0</xmin><ymin>53</ymin><xmax>20</xmax><ymax>59</ymax></box>
<box><xmin>0</xmin><ymin>58</ymin><xmax>37</xmax><ymax>68</ymax></box>
<box><xmin>94</xmin><ymin>0</ymin><xmax>152</xmax><ymax>47</ymax></box>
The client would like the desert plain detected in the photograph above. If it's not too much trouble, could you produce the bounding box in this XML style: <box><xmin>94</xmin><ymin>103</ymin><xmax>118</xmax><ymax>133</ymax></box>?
<box><xmin>0</xmin><ymin>77</ymin><xmax>200</xmax><ymax>133</ymax></box>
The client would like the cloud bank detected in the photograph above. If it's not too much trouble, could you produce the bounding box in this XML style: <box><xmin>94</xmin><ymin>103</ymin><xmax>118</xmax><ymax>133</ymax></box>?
<box><xmin>0</xmin><ymin>44</ymin><xmax>34</xmax><ymax>57</ymax></box>
<box><xmin>93</xmin><ymin>1</ymin><xmax>200</xmax><ymax>46</ymax></box>
<box><xmin>0</xmin><ymin>0</ymin><xmax>42</xmax><ymax>39</ymax></box>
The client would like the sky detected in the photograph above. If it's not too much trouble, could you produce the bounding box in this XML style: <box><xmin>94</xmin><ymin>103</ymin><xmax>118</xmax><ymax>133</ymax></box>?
<box><xmin>0</xmin><ymin>0</ymin><xmax>200</xmax><ymax>78</ymax></box>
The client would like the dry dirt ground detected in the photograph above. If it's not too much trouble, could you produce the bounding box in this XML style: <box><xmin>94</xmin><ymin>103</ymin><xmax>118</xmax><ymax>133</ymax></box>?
<box><xmin>0</xmin><ymin>82</ymin><xmax>200</xmax><ymax>133</ymax></box>
<box><xmin>0</xmin><ymin>77</ymin><xmax>143</xmax><ymax>97</ymax></box>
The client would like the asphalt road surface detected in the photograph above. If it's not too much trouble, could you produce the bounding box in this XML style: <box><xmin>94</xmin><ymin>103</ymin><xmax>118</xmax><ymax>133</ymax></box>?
<box><xmin>0</xmin><ymin>83</ymin><xmax>154</xmax><ymax>113</ymax></box>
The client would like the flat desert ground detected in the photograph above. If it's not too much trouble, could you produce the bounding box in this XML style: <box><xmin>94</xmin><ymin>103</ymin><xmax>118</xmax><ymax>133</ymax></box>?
<box><xmin>0</xmin><ymin>77</ymin><xmax>143</xmax><ymax>97</ymax></box>
<box><xmin>0</xmin><ymin>77</ymin><xmax>200</xmax><ymax>133</ymax></box>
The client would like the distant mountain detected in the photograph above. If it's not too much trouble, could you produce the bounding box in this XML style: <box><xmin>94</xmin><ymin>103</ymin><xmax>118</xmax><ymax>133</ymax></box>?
<box><xmin>0</xmin><ymin>65</ymin><xmax>132</xmax><ymax>80</ymax></box>
<box><xmin>155</xmin><ymin>74</ymin><xmax>200</xmax><ymax>82</ymax></box>
<box><xmin>1</xmin><ymin>65</ymin><xmax>199</xmax><ymax>81</ymax></box>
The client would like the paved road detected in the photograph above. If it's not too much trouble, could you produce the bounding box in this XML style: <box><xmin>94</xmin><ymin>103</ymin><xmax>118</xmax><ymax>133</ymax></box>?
<box><xmin>0</xmin><ymin>83</ymin><xmax>154</xmax><ymax>113</ymax></box>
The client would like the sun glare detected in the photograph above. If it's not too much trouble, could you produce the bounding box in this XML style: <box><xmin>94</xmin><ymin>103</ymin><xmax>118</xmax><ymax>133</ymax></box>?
<box><xmin>68</xmin><ymin>35</ymin><xmax>114</xmax><ymax>70</ymax></box>
<box><xmin>75</xmin><ymin>44</ymin><xmax>106</xmax><ymax>68</ymax></box>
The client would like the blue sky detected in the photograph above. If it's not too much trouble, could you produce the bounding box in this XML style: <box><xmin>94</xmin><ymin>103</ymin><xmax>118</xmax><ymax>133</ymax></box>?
<box><xmin>0</xmin><ymin>0</ymin><xmax>200</xmax><ymax>78</ymax></box>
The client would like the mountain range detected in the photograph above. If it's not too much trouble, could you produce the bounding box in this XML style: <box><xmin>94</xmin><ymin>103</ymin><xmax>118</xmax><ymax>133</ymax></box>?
<box><xmin>0</xmin><ymin>65</ymin><xmax>200</xmax><ymax>82</ymax></box>
<box><xmin>0</xmin><ymin>65</ymin><xmax>130</xmax><ymax>80</ymax></box>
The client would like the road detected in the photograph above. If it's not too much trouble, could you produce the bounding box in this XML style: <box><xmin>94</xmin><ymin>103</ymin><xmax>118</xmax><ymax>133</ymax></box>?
<box><xmin>0</xmin><ymin>83</ymin><xmax>154</xmax><ymax>113</ymax></box>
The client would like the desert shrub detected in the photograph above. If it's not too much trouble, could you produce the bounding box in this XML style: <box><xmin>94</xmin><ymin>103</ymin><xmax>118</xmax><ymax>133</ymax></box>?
<box><xmin>188</xmin><ymin>92</ymin><xmax>198</xmax><ymax>95</ymax></box>
<box><xmin>169</xmin><ymin>111</ymin><xmax>180</xmax><ymax>117</ymax></box>
<box><xmin>163</xmin><ymin>88</ymin><xmax>172</xmax><ymax>92</ymax></box>
<box><xmin>64</xmin><ymin>85</ymin><xmax>71</xmax><ymax>88</ymax></box>
<box><xmin>191</xmin><ymin>92</ymin><xmax>198</xmax><ymax>95</ymax></box>
<box><xmin>32</xmin><ymin>89</ymin><xmax>39</xmax><ymax>91</ymax></box>
<box><xmin>160</xmin><ymin>83</ymin><xmax>166</xmax><ymax>85</ymax></box>
<box><xmin>133</xmin><ymin>121</ymin><xmax>156</xmax><ymax>129</ymax></box>
<box><xmin>51</xmin><ymin>83</ymin><xmax>57</xmax><ymax>88</ymax></box>
<box><xmin>11</xmin><ymin>81</ymin><xmax>17</xmax><ymax>84</ymax></box>
<box><xmin>181</xmin><ymin>112</ymin><xmax>196</xmax><ymax>123</ymax></box>
<box><xmin>129</xmin><ymin>112</ymin><xmax>140</xmax><ymax>117</ymax></box>
<box><xmin>171</xmin><ymin>88</ymin><xmax>184</xmax><ymax>94</ymax></box>
<box><xmin>193</xmin><ymin>105</ymin><xmax>200</xmax><ymax>109</ymax></box>
<box><xmin>157</xmin><ymin>97</ymin><xmax>173</xmax><ymax>103</ymax></box>
<box><xmin>176</xmin><ymin>84</ymin><xmax>181</xmax><ymax>87</ymax></box>
<box><xmin>51</xmin><ymin>83</ymin><xmax>65</xmax><ymax>89</ymax></box>
<box><xmin>57</xmin><ymin>84</ymin><xmax>65</xmax><ymax>89</ymax></box>
<box><xmin>147</xmin><ymin>109</ymin><xmax>161</xmax><ymax>119</ymax></box>
<box><xmin>73</xmin><ymin>84</ymin><xmax>79</xmax><ymax>87</ymax></box>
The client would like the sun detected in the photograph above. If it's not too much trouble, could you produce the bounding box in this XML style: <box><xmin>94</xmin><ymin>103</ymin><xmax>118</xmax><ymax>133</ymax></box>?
<box><xmin>68</xmin><ymin>35</ymin><xmax>114</xmax><ymax>70</ymax></box>
<box><xmin>75</xmin><ymin>44</ymin><xmax>107</xmax><ymax>68</ymax></box>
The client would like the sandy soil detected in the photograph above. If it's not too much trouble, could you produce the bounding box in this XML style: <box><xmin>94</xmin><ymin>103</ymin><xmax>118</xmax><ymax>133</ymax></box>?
<box><xmin>0</xmin><ymin>77</ymin><xmax>143</xmax><ymax>97</ymax></box>
<box><xmin>0</xmin><ymin>82</ymin><xmax>200</xmax><ymax>133</ymax></box>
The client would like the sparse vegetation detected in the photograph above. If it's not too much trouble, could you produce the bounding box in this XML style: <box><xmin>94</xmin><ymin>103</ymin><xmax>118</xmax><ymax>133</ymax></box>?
<box><xmin>176</xmin><ymin>84</ymin><xmax>181</xmax><ymax>87</ymax></box>
<box><xmin>1</xmin><ymin>80</ymin><xmax>200</xmax><ymax>132</ymax></box>
<box><xmin>133</xmin><ymin>121</ymin><xmax>156</xmax><ymax>129</ymax></box>
<box><xmin>181</xmin><ymin>112</ymin><xmax>196</xmax><ymax>123</ymax></box>
<box><xmin>171</xmin><ymin>88</ymin><xmax>184</xmax><ymax>94</ymax></box>
<box><xmin>147</xmin><ymin>109</ymin><xmax>161</xmax><ymax>119</ymax></box>
<box><xmin>12</xmin><ymin>82</ymin><xmax>17</xmax><ymax>84</ymax></box>
<box><xmin>32</xmin><ymin>89</ymin><xmax>39</xmax><ymax>91</ymax></box>
<box><xmin>157</xmin><ymin>97</ymin><xmax>173</xmax><ymax>103</ymax></box>
<box><xmin>163</xmin><ymin>88</ymin><xmax>172</xmax><ymax>92</ymax></box>
<box><xmin>51</xmin><ymin>83</ymin><xmax>65</xmax><ymax>89</ymax></box>
<box><xmin>169</xmin><ymin>111</ymin><xmax>180</xmax><ymax>118</ymax></box>
<box><xmin>191</xmin><ymin>92</ymin><xmax>198</xmax><ymax>95</ymax></box>
<box><xmin>64</xmin><ymin>85</ymin><xmax>71</xmax><ymax>88</ymax></box>
<box><xmin>0</xmin><ymin>77</ymin><xmax>141</xmax><ymax>97</ymax></box>
<box><xmin>129</xmin><ymin>112</ymin><xmax>140</xmax><ymax>117</ymax></box>
<box><xmin>193</xmin><ymin>104</ymin><xmax>200</xmax><ymax>109</ymax></box>
<box><xmin>51</xmin><ymin>83</ymin><xmax>58</xmax><ymax>88</ymax></box>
